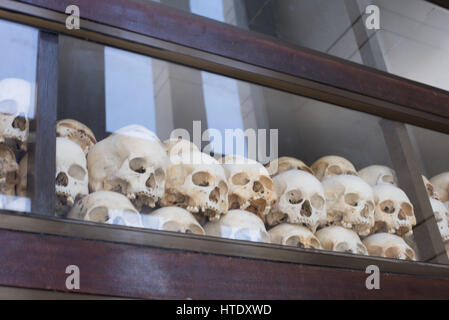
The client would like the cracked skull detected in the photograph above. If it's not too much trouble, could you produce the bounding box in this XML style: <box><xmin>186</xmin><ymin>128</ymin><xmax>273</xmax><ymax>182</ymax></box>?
<box><xmin>142</xmin><ymin>206</ymin><xmax>205</xmax><ymax>235</ymax></box>
<box><xmin>68</xmin><ymin>191</ymin><xmax>143</xmax><ymax>228</ymax></box>
<box><xmin>268</xmin><ymin>170</ymin><xmax>325</xmax><ymax>233</ymax></box>
<box><xmin>88</xmin><ymin>125</ymin><xmax>167</xmax><ymax>210</ymax></box>
<box><xmin>265</xmin><ymin>157</ymin><xmax>313</xmax><ymax>177</ymax></box>
<box><xmin>316</xmin><ymin>226</ymin><xmax>368</xmax><ymax>255</ymax></box>
<box><xmin>56</xmin><ymin>137</ymin><xmax>88</xmax><ymax>215</ymax></box>
<box><xmin>162</xmin><ymin>151</ymin><xmax>228</xmax><ymax>222</ymax></box>
<box><xmin>269</xmin><ymin>224</ymin><xmax>321</xmax><ymax>249</ymax></box>
<box><xmin>363</xmin><ymin>233</ymin><xmax>416</xmax><ymax>261</ymax></box>
<box><xmin>429</xmin><ymin>197</ymin><xmax>449</xmax><ymax>244</ymax></box>
<box><xmin>358</xmin><ymin>165</ymin><xmax>398</xmax><ymax>187</ymax></box>
<box><xmin>372</xmin><ymin>184</ymin><xmax>416</xmax><ymax>236</ymax></box>
<box><xmin>423</xmin><ymin>175</ymin><xmax>438</xmax><ymax>200</ymax></box>
<box><xmin>311</xmin><ymin>155</ymin><xmax>358</xmax><ymax>181</ymax></box>
<box><xmin>322</xmin><ymin>175</ymin><xmax>375</xmax><ymax>236</ymax></box>
<box><xmin>430</xmin><ymin>172</ymin><xmax>449</xmax><ymax>203</ymax></box>
<box><xmin>57</xmin><ymin>119</ymin><xmax>97</xmax><ymax>155</ymax></box>
<box><xmin>204</xmin><ymin>209</ymin><xmax>270</xmax><ymax>243</ymax></box>
<box><xmin>221</xmin><ymin>155</ymin><xmax>276</xmax><ymax>223</ymax></box>
<box><xmin>0</xmin><ymin>78</ymin><xmax>31</xmax><ymax>151</ymax></box>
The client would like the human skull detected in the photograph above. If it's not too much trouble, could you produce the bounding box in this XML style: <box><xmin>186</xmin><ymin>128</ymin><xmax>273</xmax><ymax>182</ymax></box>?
<box><xmin>311</xmin><ymin>155</ymin><xmax>357</xmax><ymax>181</ymax></box>
<box><xmin>164</xmin><ymin>138</ymin><xmax>200</xmax><ymax>157</ymax></box>
<box><xmin>57</xmin><ymin>119</ymin><xmax>97</xmax><ymax>155</ymax></box>
<box><xmin>422</xmin><ymin>175</ymin><xmax>438</xmax><ymax>200</ymax></box>
<box><xmin>358</xmin><ymin>165</ymin><xmax>398</xmax><ymax>187</ymax></box>
<box><xmin>221</xmin><ymin>155</ymin><xmax>276</xmax><ymax>223</ymax></box>
<box><xmin>322</xmin><ymin>175</ymin><xmax>375</xmax><ymax>236</ymax></box>
<box><xmin>88</xmin><ymin>125</ymin><xmax>167</xmax><ymax>210</ymax></box>
<box><xmin>204</xmin><ymin>209</ymin><xmax>270</xmax><ymax>243</ymax></box>
<box><xmin>68</xmin><ymin>191</ymin><xmax>143</xmax><ymax>228</ymax></box>
<box><xmin>265</xmin><ymin>157</ymin><xmax>313</xmax><ymax>177</ymax></box>
<box><xmin>315</xmin><ymin>226</ymin><xmax>368</xmax><ymax>255</ymax></box>
<box><xmin>141</xmin><ymin>206</ymin><xmax>205</xmax><ymax>235</ymax></box>
<box><xmin>372</xmin><ymin>184</ymin><xmax>416</xmax><ymax>236</ymax></box>
<box><xmin>56</xmin><ymin>137</ymin><xmax>88</xmax><ymax>216</ymax></box>
<box><xmin>430</xmin><ymin>173</ymin><xmax>449</xmax><ymax>202</ymax></box>
<box><xmin>269</xmin><ymin>224</ymin><xmax>321</xmax><ymax>249</ymax></box>
<box><xmin>429</xmin><ymin>198</ymin><xmax>449</xmax><ymax>244</ymax></box>
<box><xmin>0</xmin><ymin>144</ymin><xmax>18</xmax><ymax>196</ymax></box>
<box><xmin>268</xmin><ymin>170</ymin><xmax>325</xmax><ymax>232</ymax></box>
<box><xmin>162</xmin><ymin>151</ymin><xmax>228</xmax><ymax>222</ymax></box>
<box><xmin>363</xmin><ymin>233</ymin><xmax>416</xmax><ymax>261</ymax></box>
<box><xmin>0</xmin><ymin>78</ymin><xmax>31</xmax><ymax>151</ymax></box>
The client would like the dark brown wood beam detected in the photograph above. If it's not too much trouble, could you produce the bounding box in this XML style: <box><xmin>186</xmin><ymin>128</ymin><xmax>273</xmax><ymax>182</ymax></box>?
<box><xmin>0</xmin><ymin>228</ymin><xmax>448</xmax><ymax>299</ymax></box>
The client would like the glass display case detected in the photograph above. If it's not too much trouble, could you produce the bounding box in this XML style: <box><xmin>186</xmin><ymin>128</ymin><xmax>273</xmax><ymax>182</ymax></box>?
<box><xmin>0</xmin><ymin>0</ymin><xmax>449</xmax><ymax>299</ymax></box>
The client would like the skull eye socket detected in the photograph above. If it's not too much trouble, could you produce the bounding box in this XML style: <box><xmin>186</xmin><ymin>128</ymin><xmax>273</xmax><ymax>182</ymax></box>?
<box><xmin>285</xmin><ymin>235</ymin><xmax>304</xmax><ymax>248</ymax></box>
<box><xmin>286</xmin><ymin>189</ymin><xmax>303</xmax><ymax>205</ymax></box>
<box><xmin>405</xmin><ymin>249</ymin><xmax>416</xmax><ymax>261</ymax></box>
<box><xmin>328</xmin><ymin>165</ymin><xmax>342</xmax><ymax>175</ymax></box>
<box><xmin>367</xmin><ymin>245</ymin><xmax>383</xmax><ymax>257</ymax></box>
<box><xmin>186</xmin><ymin>224</ymin><xmax>205</xmax><ymax>235</ymax></box>
<box><xmin>162</xmin><ymin>221</ymin><xmax>182</xmax><ymax>233</ymax></box>
<box><xmin>68</xmin><ymin>164</ymin><xmax>86</xmax><ymax>181</ymax></box>
<box><xmin>12</xmin><ymin>115</ymin><xmax>26</xmax><ymax>131</ymax></box>
<box><xmin>129</xmin><ymin>158</ymin><xmax>147</xmax><ymax>173</ymax></box>
<box><xmin>344</xmin><ymin>193</ymin><xmax>360</xmax><ymax>207</ymax></box>
<box><xmin>385</xmin><ymin>246</ymin><xmax>401</xmax><ymax>259</ymax></box>
<box><xmin>0</xmin><ymin>99</ymin><xmax>18</xmax><ymax>115</ymax></box>
<box><xmin>89</xmin><ymin>206</ymin><xmax>109</xmax><ymax>223</ymax></box>
<box><xmin>56</xmin><ymin>172</ymin><xmax>69</xmax><ymax>186</ymax></box>
<box><xmin>218</xmin><ymin>180</ymin><xmax>228</xmax><ymax>195</ymax></box>
<box><xmin>192</xmin><ymin>171</ymin><xmax>212</xmax><ymax>187</ymax></box>
<box><xmin>311</xmin><ymin>194</ymin><xmax>324</xmax><ymax>209</ymax></box>
<box><xmin>231</xmin><ymin>172</ymin><xmax>250</xmax><ymax>186</ymax></box>
<box><xmin>356</xmin><ymin>243</ymin><xmax>368</xmax><ymax>255</ymax></box>
<box><xmin>334</xmin><ymin>242</ymin><xmax>350</xmax><ymax>253</ymax></box>
<box><xmin>381</xmin><ymin>175</ymin><xmax>395</xmax><ymax>184</ymax></box>
<box><xmin>400</xmin><ymin>202</ymin><xmax>414</xmax><ymax>217</ymax></box>
<box><xmin>380</xmin><ymin>200</ymin><xmax>395</xmax><ymax>214</ymax></box>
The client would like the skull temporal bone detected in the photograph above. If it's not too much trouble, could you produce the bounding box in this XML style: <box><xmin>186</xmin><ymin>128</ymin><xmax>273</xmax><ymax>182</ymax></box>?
<box><xmin>88</xmin><ymin>125</ymin><xmax>167</xmax><ymax>210</ymax></box>
<box><xmin>162</xmin><ymin>151</ymin><xmax>228</xmax><ymax>222</ymax></box>
<box><xmin>268</xmin><ymin>170</ymin><xmax>325</xmax><ymax>233</ymax></box>
<box><xmin>221</xmin><ymin>155</ymin><xmax>276</xmax><ymax>223</ymax></box>
<box><xmin>372</xmin><ymin>184</ymin><xmax>416</xmax><ymax>236</ymax></box>
<box><xmin>322</xmin><ymin>175</ymin><xmax>375</xmax><ymax>236</ymax></box>
<box><xmin>0</xmin><ymin>78</ymin><xmax>31</xmax><ymax>151</ymax></box>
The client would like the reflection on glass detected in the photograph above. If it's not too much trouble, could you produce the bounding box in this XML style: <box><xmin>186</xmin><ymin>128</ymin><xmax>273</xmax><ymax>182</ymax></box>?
<box><xmin>0</xmin><ymin>19</ymin><xmax>38</xmax><ymax>213</ymax></box>
<box><xmin>56</xmin><ymin>36</ymin><xmax>429</xmax><ymax>263</ymax></box>
<box><xmin>152</xmin><ymin>0</ymin><xmax>449</xmax><ymax>91</ymax></box>
<box><xmin>105</xmin><ymin>46</ymin><xmax>156</xmax><ymax>133</ymax></box>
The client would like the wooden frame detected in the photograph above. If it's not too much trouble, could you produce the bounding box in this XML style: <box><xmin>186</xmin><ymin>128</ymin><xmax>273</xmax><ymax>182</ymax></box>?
<box><xmin>0</xmin><ymin>0</ymin><xmax>448</xmax><ymax>299</ymax></box>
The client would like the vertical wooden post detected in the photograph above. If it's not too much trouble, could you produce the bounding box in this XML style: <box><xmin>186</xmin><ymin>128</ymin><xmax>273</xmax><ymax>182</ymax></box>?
<box><xmin>29</xmin><ymin>31</ymin><xmax>58</xmax><ymax>216</ymax></box>
<box><xmin>381</xmin><ymin>119</ymin><xmax>448</xmax><ymax>263</ymax></box>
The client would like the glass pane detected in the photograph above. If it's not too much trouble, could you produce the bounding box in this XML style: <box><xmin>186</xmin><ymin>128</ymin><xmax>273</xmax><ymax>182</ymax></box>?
<box><xmin>0</xmin><ymin>19</ymin><xmax>38</xmax><ymax>213</ymax></box>
<box><xmin>143</xmin><ymin>0</ymin><xmax>449</xmax><ymax>92</ymax></box>
<box><xmin>407</xmin><ymin>124</ymin><xmax>449</xmax><ymax>261</ymax></box>
<box><xmin>53</xmin><ymin>34</ymin><xmax>437</xmax><ymax>265</ymax></box>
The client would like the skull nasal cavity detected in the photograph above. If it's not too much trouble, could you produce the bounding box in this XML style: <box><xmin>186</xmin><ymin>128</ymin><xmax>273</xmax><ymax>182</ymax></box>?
<box><xmin>192</xmin><ymin>172</ymin><xmax>210</xmax><ymax>187</ymax></box>
<box><xmin>56</xmin><ymin>172</ymin><xmax>68</xmax><ymax>186</ymax></box>
<box><xmin>301</xmin><ymin>200</ymin><xmax>312</xmax><ymax>217</ymax></box>
<box><xmin>12</xmin><ymin>116</ymin><xmax>26</xmax><ymax>131</ymax></box>
<box><xmin>253</xmin><ymin>181</ymin><xmax>264</xmax><ymax>193</ymax></box>
<box><xmin>209</xmin><ymin>187</ymin><xmax>220</xmax><ymax>203</ymax></box>
<box><xmin>146</xmin><ymin>173</ymin><xmax>155</xmax><ymax>189</ymax></box>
